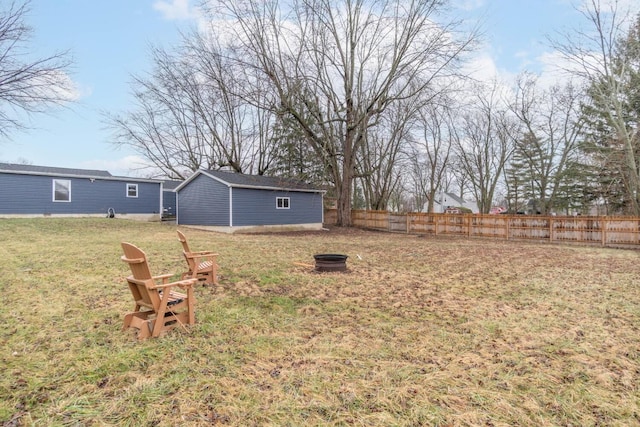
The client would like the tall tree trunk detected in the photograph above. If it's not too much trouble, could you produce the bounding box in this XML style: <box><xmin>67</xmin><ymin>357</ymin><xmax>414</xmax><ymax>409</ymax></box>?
<box><xmin>338</xmin><ymin>175</ymin><xmax>353</xmax><ymax>226</ymax></box>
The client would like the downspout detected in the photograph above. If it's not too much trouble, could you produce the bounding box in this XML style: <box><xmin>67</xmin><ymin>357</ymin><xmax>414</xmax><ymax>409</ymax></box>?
<box><xmin>159</xmin><ymin>183</ymin><xmax>163</xmax><ymax>220</ymax></box>
<box><xmin>229</xmin><ymin>186</ymin><xmax>233</xmax><ymax>227</ymax></box>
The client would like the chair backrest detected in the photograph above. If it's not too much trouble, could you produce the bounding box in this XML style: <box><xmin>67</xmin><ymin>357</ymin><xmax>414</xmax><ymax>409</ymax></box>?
<box><xmin>121</xmin><ymin>242</ymin><xmax>158</xmax><ymax>308</ymax></box>
<box><xmin>121</xmin><ymin>242</ymin><xmax>153</xmax><ymax>280</ymax></box>
<box><xmin>182</xmin><ymin>251</ymin><xmax>196</xmax><ymax>272</ymax></box>
<box><xmin>177</xmin><ymin>230</ymin><xmax>191</xmax><ymax>253</ymax></box>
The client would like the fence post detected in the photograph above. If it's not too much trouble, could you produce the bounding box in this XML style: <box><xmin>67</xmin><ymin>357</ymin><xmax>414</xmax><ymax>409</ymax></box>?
<box><xmin>505</xmin><ymin>216</ymin><xmax>509</xmax><ymax>240</ymax></box>
<box><xmin>577</xmin><ymin>217</ymin><xmax>581</xmax><ymax>243</ymax></box>
<box><xmin>435</xmin><ymin>215</ymin><xmax>439</xmax><ymax>235</ymax></box>
<box><xmin>601</xmin><ymin>218</ymin><xmax>607</xmax><ymax>247</ymax></box>
<box><xmin>549</xmin><ymin>217</ymin><xmax>554</xmax><ymax>243</ymax></box>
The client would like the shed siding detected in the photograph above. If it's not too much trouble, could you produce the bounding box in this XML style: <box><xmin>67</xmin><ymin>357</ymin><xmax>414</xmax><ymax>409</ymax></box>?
<box><xmin>0</xmin><ymin>173</ymin><xmax>160</xmax><ymax>214</ymax></box>
<box><xmin>232</xmin><ymin>188</ymin><xmax>323</xmax><ymax>226</ymax></box>
<box><xmin>177</xmin><ymin>174</ymin><xmax>229</xmax><ymax>225</ymax></box>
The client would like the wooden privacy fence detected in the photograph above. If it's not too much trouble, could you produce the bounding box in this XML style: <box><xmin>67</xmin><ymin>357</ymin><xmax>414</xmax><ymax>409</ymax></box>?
<box><xmin>323</xmin><ymin>209</ymin><xmax>640</xmax><ymax>248</ymax></box>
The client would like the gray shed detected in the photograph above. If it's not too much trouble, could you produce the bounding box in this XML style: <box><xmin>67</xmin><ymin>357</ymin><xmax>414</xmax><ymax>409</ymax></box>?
<box><xmin>0</xmin><ymin>162</ymin><xmax>163</xmax><ymax>220</ymax></box>
<box><xmin>175</xmin><ymin>169</ymin><xmax>325</xmax><ymax>233</ymax></box>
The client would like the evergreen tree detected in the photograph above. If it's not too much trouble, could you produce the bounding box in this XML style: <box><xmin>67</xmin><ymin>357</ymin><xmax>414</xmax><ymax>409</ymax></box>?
<box><xmin>269</xmin><ymin>112</ymin><xmax>327</xmax><ymax>185</ymax></box>
<box><xmin>578</xmin><ymin>12</ymin><xmax>640</xmax><ymax>214</ymax></box>
<box><xmin>504</xmin><ymin>132</ymin><xmax>537</xmax><ymax>213</ymax></box>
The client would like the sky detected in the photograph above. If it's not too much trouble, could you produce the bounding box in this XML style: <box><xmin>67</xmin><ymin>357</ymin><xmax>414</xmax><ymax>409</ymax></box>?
<box><xmin>0</xmin><ymin>0</ymin><xmax>637</xmax><ymax>177</ymax></box>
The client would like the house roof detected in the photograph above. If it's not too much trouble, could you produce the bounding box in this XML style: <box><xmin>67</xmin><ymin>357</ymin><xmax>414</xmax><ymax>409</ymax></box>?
<box><xmin>443</xmin><ymin>192</ymin><xmax>465</xmax><ymax>205</ymax></box>
<box><xmin>0</xmin><ymin>162</ymin><xmax>113</xmax><ymax>178</ymax></box>
<box><xmin>0</xmin><ymin>162</ymin><xmax>160</xmax><ymax>183</ymax></box>
<box><xmin>176</xmin><ymin>169</ymin><xmax>324</xmax><ymax>193</ymax></box>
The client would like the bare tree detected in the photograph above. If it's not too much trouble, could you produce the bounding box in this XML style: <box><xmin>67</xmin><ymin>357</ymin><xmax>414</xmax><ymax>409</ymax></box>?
<box><xmin>508</xmin><ymin>73</ymin><xmax>585</xmax><ymax>214</ymax></box>
<box><xmin>205</xmin><ymin>0</ymin><xmax>477</xmax><ymax>226</ymax></box>
<box><xmin>408</xmin><ymin>94</ymin><xmax>457</xmax><ymax>213</ymax></box>
<box><xmin>552</xmin><ymin>1</ymin><xmax>640</xmax><ymax>214</ymax></box>
<box><xmin>108</xmin><ymin>35</ymin><xmax>279</xmax><ymax>178</ymax></box>
<box><xmin>454</xmin><ymin>81</ymin><xmax>517</xmax><ymax>213</ymax></box>
<box><xmin>0</xmin><ymin>0</ymin><xmax>73</xmax><ymax>139</ymax></box>
<box><xmin>356</xmin><ymin>98</ymin><xmax>416</xmax><ymax>210</ymax></box>
<box><xmin>186</xmin><ymin>32</ymin><xmax>281</xmax><ymax>175</ymax></box>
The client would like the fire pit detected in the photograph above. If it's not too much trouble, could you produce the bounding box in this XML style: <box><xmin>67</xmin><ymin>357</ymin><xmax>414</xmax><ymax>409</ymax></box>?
<box><xmin>313</xmin><ymin>254</ymin><xmax>348</xmax><ymax>272</ymax></box>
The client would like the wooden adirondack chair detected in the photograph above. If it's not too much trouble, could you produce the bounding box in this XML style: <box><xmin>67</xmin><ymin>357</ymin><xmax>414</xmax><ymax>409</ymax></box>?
<box><xmin>177</xmin><ymin>230</ymin><xmax>219</xmax><ymax>286</ymax></box>
<box><xmin>120</xmin><ymin>242</ymin><xmax>197</xmax><ymax>339</ymax></box>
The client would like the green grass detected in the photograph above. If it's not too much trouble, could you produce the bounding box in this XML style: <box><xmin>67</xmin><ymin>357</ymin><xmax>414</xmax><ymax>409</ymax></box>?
<box><xmin>1</xmin><ymin>218</ymin><xmax>640</xmax><ymax>426</ymax></box>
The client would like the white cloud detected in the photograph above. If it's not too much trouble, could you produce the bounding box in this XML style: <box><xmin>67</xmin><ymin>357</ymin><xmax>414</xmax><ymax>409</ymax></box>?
<box><xmin>464</xmin><ymin>51</ymin><xmax>500</xmax><ymax>82</ymax></box>
<box><xmin>53</xmin><ymin>71</ymin><xmax>86</xmax><ymax>102</ymax></box>
<box><xmin>29</xmin><ymin>70</ymin><xmax>86</xmax><ymax>104</ymax></box>
<box><xmin>153</xmin><ymin>0</ymin><xmax>196</xmax><ymax>21</ymax></box>
<box><xmin>533</xmin><ymin>50</ymin><xmax>575</xmax><ymax>88</ymax></box>
<box><xmin>579</xmin><ymin>0</ymin><xmax>640</xmax><ymax>15</ymax></box>
<box><xmin>452</xmin><ymin>0</ymin><xmax>485</xmax><ymax>12</ymax></box>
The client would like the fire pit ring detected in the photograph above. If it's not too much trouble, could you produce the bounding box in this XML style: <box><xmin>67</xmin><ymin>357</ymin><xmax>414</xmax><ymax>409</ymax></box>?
<box><xmin>313</xmin><ymin>254</ymin><xmax>348</xmax><ymax>272</ymax></box>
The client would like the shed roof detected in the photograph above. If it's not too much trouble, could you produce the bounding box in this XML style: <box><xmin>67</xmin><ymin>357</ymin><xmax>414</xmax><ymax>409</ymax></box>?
<box><xmin>177</xmin><ymin>169</ymin><xmax>324</xmax><ymax>193</ymax></box>
<box><xmin>162</xmin><ymin>180</ymin><xmax>183</xmax><ymax>191</ymax></box>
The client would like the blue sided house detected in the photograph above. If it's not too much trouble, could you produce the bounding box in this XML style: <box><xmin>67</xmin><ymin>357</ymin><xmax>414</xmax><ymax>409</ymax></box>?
<box><xmin>0</xmin><ymin>163</ymin><xmax>163</xmax><ymax>220</ymax></box>
<box><xmin>175</xmin><ymin>169</ymin><xmax>325</xmax><ymax>233</ymax></box>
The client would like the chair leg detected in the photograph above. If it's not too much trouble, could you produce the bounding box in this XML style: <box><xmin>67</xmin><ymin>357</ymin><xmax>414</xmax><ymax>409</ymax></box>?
<box><xmin>187</xmin><ymin>288</ymin><xmax>196</xmax><ymax>325</ymax></box>
<box><xmin>123</xmin><ymin>312</ymin><xmax>153</xmax><ymax>340</ymax></box>
<box><xmin>137</xmin><ymin>322</ymin><xmax>152</xmax><ymax>340</ymax></box>
<box><xmin>151</xmin><ymin>314</ymin><xmax>167</xmax><ymax>338</ymax></box>
<box><xmin>122</xmin><ymin>312</ymin><xmax>135</xmax><ymax>330</ymax></box>
<box><xmin>198</xmin><ymin>269</ymin><xmax>217</xmax><ymax>286</ymax></box>
<box><xmin>123</xmin><ymin>311</ymin><xmax>150</xmax><ymax>329</ymax></box>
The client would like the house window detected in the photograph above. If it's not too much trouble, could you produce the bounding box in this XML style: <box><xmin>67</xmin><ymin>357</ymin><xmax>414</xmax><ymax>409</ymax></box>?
<box><xmin>126</xmin><ymin>183</ymin><xmax>138</xmax><ymax>198</ymax></box>
<box><xmin>53</xmin><ymin>179</ymin><xmax>71</xmax><ymax>202</ymax></box>
<box><xmin>276</xmin><ymin>197</ymin><xmax>290</xmax><ymax>209</ymax></box>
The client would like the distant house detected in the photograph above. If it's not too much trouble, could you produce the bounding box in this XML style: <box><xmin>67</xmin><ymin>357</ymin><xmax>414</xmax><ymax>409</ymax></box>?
<box><xmin>175</xmin><ymin>169</ymin><xmax>325</xmax><ymax>233</ymax></box>
<box><xmin>429</xmin><ymin>192</ymin><xmax>479</xmax><ymax>214</ymax></box>
<box><xmin>0</xmin><ymin>163</ymin><xmax>163</xmax><ymax>220</ymax></box>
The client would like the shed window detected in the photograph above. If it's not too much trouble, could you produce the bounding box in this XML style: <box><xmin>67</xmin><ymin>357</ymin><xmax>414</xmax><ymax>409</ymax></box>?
<box><xmin>53</xmin><ymin>179</ymin><xmax>71</xmax><ymax>202</ymax></box>
<box><xmin>276</xmin><ymin>197</ymin><xmax>290</xmax><ymax>209</ymax></box>
<box><xmin>126</xmin><ymin>183</ymin><xmax>138</xmax><ymax>198</ymax></box>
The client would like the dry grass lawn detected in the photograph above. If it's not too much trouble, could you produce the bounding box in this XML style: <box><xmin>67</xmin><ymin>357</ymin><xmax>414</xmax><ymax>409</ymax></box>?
<box><xmin>1</xmin><ymin>218</ymin><xmax>639</xmax><ymax>426</ymax></box>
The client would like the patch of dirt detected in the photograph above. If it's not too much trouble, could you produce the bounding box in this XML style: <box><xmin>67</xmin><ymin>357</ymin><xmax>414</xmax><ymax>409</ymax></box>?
<box><xmin>252</xmin><ymin>225</ymin><xmax>387</xmax><ymax>237</ymax></box>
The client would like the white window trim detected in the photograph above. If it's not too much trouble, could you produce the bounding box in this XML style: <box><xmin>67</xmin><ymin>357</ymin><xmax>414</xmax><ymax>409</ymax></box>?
<box><xmin>52</xmin><ymin>179</ymin><xmax>71</xmax><ymax>202</ymax></box>
<box><xmin>276</xmin><ymin>196</ymin><xmax>290</xmax><ymax>209</ymax></box>
<box><xmin>126</xmin><ymin>183</ymin><xmax>138</xmax><ymax>198</ymax></box>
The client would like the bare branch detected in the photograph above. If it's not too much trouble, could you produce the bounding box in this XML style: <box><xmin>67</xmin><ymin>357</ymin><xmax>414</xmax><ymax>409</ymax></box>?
<box><xmin>0</xmin><ymin>0</ymin><xmax>74</xmax><ymax>140</ymax></box>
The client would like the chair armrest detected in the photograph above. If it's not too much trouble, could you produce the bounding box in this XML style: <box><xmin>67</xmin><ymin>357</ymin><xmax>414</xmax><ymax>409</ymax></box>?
<box><xmin>150</xmin><ymin>278</ymin><xmax>198</xmax><ymax>290</ymax></box>
<box><xmin>189</xmin><ymin>253</ymin><xmax>217</xmax><ymax>260</ymax></box>
<box><xmin>151</xmin><ymin>273</ymin><xmax>174</xmax><ymax>284</ymax></box>
<box><xmin>187</xmin><ymin>250</ymin><xmax>219</xmax><ymax>257</ymax></box>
